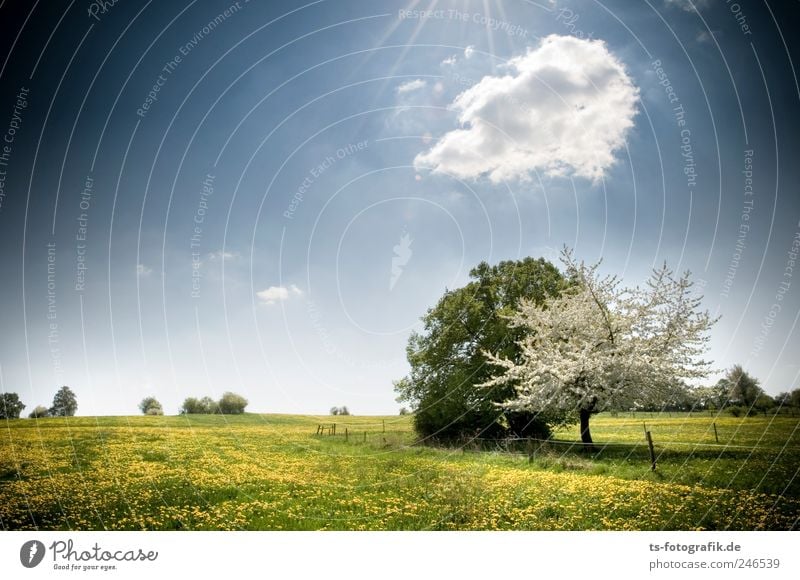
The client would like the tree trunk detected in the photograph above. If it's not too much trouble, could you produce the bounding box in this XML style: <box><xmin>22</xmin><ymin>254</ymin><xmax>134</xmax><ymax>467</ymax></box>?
<box><xmin>579</xmin><ymin>408</ymin><xmax>595</xmax><ymax>451</ymax></box>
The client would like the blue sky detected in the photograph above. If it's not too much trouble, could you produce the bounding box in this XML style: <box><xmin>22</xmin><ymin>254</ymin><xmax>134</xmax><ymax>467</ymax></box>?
<box><xmin>0</xmin><ymin>0</ymin><xmax>798</xmax><ymax>415</ymax></box>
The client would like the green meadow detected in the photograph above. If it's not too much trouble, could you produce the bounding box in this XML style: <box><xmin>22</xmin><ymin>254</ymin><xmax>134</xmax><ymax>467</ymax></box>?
<box><xmin>1</xmin><ymin>412</ymin><xmax>797</xmax><ymax>530</ymax></box>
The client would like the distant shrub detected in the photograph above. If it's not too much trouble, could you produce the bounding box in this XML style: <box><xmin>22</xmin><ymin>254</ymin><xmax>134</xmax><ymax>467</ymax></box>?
<box><xmin>139</xmin><ymin>397</ymin><xmax>163</xmax><ymax>416</ymax></box>
<box><xmin>727</xmin><ymin>406</ymin><xmax>745</xmax><ymax>417</ymax></box>
<box><xmin>201</xmin><ymin>396</ymin><xmax>219</xmax><ymax>414</ymax></box>
<box><xmin>218</xmin><ymin>392</ymin><xmax>248</xmax><ymax>415</ymax></box>
<box><xmin>181</xmin><ymin>396</ymin><xmax>216</xmax><ymax>414</ymax></box>
<box><xmin>330</xmin><ymin>406</ymin><xmax>350</xmax><ymax>416</ymax></box>
<box><xmin>181</xmin><ymin>393</ymin><xmax>246</xmax><ymax>414</ymax></box>
<box><xmin>28</xmin><ymin>405</ymin><xmax>49</xmax><ymax>419</ymax></box>
<box><xmin>399</xmin><ymin>407</ymin><xmax>410</xmax><ymax>416</ymax></box>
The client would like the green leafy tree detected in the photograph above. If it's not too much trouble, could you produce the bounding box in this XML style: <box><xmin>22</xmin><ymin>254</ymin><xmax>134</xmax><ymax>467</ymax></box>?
<box><xmin>754</xmin><ymin>393</ymin><xmax>775</xmax><ymax>414</ymax></box>
<box><xmin>218</xmin><ymin>392</ymin><xmax>248</xmax><ymax>414</ymax></box>
<box><xmin>139</xmin><ymin>397</ymin><xmax>163</xmax><ymax>415</ymax></box>
<box><xmin>394</xmin><ymin>256</ymin><xmax>568</xmax><ymax>441</ymax></box>
<box><xmin>721</xmin><ymin>365</ymin><xmax>763</xmax><ymax>408</ymax></box>
<box><xmin>0</xmin><ymin>393</ymin><xmax>25</xmax><ymax>419</ymax></box>
<box><xmin>180</xmin><ymin>397</ymin><xmax>201</xmax><ymax>414</ymax></box>
<box><xmin>50</xmin><ymin>386</ymin><xmax>77</xmax><ymax>417</ymax></box>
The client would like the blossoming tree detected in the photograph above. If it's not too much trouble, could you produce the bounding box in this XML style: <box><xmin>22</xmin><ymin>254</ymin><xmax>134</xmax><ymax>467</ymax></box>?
<box><xmin>482</xmin><ymin>249</ymin><xmax>718</xmax><ymax>447</ymax></box>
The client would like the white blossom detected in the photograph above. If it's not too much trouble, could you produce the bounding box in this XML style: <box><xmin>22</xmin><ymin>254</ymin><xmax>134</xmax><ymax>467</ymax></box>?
<box><xmin>483</xmin><ymin>248</ymin><xmax>718</xmax><ymax>420</ymax></box>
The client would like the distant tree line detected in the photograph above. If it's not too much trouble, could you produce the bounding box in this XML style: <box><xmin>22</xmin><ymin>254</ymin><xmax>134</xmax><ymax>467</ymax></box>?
<box><xmin>330</xmin><ymin>406</ymin><xmax>350</xmax><ymax>416</ymax></box>
<box><xmin>0</xmin><ymin>385</ymin><xmax>78</xmax><ymax>419</ymax></box>
<box><xmin>615</xmin><ymin>365</ymin><xmax>800</xmax><ymax>417</ymax></box>
<box><xmin>0</xmin><ymin>386</ymin><xmax>253</xmax><ymax>419</ymax></box>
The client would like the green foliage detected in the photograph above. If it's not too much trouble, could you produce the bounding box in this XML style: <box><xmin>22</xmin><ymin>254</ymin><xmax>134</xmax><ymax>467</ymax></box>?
<box><xmin>180</xmin><ymin>397</ymin><xmax>200</xmax><ymax>414</ymax></box>
<box><xmin>181</xmin><ymin>396</ymin><xmax>218</xmax><ymax>414</ymax></box>
<box><xmin>50</xmin><ymin>386</ymin><xmax>77</xmax><ymax>417</ymax></box>
<box><xmin>181</xmin><ymin>393</ymin><xmax>247</xmax><ymax>415</ymax></box>
<box><xmin>694</xmin><ymin>381</ymin><xmax>731</xmax><ymax>410</ymax></box>
<box><xmin>201</xmin><ymin>396</ymin><xmax>218</xmax><ymax>413</ymax></box>
<box><xmin>727</xmin><ymin>405</ymin><xmax>746</xmax><ymax>417</ymax></box>
<box><xmin>0</xmin><ymin>392</ymin><xmax>25</xmax><ymax>419</ymax></box>
<box><xmin>28</xmin><ymin>405</ymin><xmax>49</xmax><ymax>418</ymax></box>
<box><xmin>754</xmin><ymin>393</ymin><xmax>775</xmax><ymax>413</ymax></box>
<box><xmin>394</xmin><ymin>257</ymin><xmax>568</xmax><ymax>441</ymax></box>
<box><xmin>399</xmin><ymin>407</ymin><xmax>410</xmax><ymax>416</ymax></box>
<box><xmin>217</xmin><ymin>392</ymin><xmax>248</xmax><ymax>415</ymax></box>
<box><xmin>720</xmin><ymin>365</ymin><xmax>763</xmax><ymax>408</ymax></box>
<box><xmin>139</xmin><ymin>397</ymin><xmax>163</xmax><ymax>415</ymax></box>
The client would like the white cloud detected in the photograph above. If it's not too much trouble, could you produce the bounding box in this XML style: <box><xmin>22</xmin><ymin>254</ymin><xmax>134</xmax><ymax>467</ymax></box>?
<box><xmin>414</xmin><ymin>35</ymin><xmax>639</xmax><ymax>183</ymax></box>
<box><xmin>136</xmin><ymin>264</ymin><xmax>152</xmax><ymax>277</ymax></box>
<box><xmin>396</xmin><ymin>79</ymin><xmax>427</xmax><ymax>94</ymax></box>
<box><xmin>664</xmin><ymin>0</ymin><xmax>709</xmax><ymax>12</ymax></box>
<box><xmin>695</xmin><ymin>29</ymin><xmax>719</xmax><ymax>44</ymax></box>
<box><xmin>464</xmin><ymin>45</ymin><xmax>475</xmax><ymax>59</ymax></box>
<box><xmin>257</xmin><ymin>284</ymin><xmax>304</xmax><ymax>305</ymax></box>
<box><xmin>207</xmin><ymin>250</ymin><xmax>239</xmax><ymax>261</ymax></box>
<box><xmin>441</xmin><ymin>55</ymin><xmax>457</xmax><ymax>66</ymax></box>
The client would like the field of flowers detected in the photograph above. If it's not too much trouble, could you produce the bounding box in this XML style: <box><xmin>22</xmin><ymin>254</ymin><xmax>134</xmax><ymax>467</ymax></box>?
<box><xmin>1</xmin><ymin>413</ymin><xmax>797</xmax><ymax>530</ymax></box>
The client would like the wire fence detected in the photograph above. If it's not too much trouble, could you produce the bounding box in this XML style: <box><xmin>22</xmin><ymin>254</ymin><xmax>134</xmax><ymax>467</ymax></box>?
<box><xmin>312</xmin><ymin>424</ymin><xmax>799</xmax><ymax>453</ymax></box>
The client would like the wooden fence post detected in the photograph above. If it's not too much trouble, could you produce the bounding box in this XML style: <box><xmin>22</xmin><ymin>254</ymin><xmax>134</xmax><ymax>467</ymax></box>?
<box><xmin>333</xmin><ymin>423</ymin><xmax>336</xmax><ymax>436</ymax></box>
<box><xmin>713</xmin><ymin>422</ymin><xmax>719</xmax><ymax>444</ymax></box>
<box><xmin>364</xmin><ymin>431</ymin><xmax>367</xmax><ymax>443</ymax></box>
<box><xmin>382</xmin><ymin>420</ymin><xmax>385</xmax><ymax>433</ymax></box>
<box><xmin>345</xmin><ymin>428</ymin><xmax>348</xmax><ymax>442</ymax></box>
<box><xmin>646</xmin><ymin>431</ymin><xmax>656</xmax><ymax>471</ymax></box>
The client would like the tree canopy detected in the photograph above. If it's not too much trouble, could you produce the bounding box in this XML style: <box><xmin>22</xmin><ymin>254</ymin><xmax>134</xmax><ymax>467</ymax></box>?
<box><xmin>139</xmin><ymin>397</ymin><xmax>164</xmax><ymax>415</ymax></box>
<box><xmin>50</xmin><ymin>386</ymin><xmax>77</xmax><ymax>417</ymax></box>
<box><xmin>180</xmin><ymin>396</ymin><xmax>217</xmax><ymax>414</ymax></box>
<box><xmin>720</xmin><ymin>365</ymin><xmax>763</xmax><ymax>408</ymax></box>
<box><xmin>483</xmin><ymin>249</ymin><xmax>717</xmax><ymax>446</ymax></box>
<box><xmin>394</xmin><ymin>256</ymin><xmax>568</xmax><ymax>441</ymax></box>
<box><xmin>0</xmin><ymin>392</ymin><xmax>25</xmax><ymax>419</ymax></box>
<box><xmin>28</xmin><ymin>405</ymin><xmax>49</xmax><ymax>419</ymax></box>
<box><xmin>218</xmin><ymin>392</ymin><xmax>248</xmax><ymax>415</ymax></box>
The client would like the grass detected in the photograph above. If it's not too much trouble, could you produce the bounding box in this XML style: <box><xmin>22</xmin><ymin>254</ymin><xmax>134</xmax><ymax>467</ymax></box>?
<box><xmin>0</xmin><ymin>412</ymin><xmax>797</xmax><ymax>530</ymax></box>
